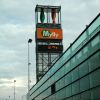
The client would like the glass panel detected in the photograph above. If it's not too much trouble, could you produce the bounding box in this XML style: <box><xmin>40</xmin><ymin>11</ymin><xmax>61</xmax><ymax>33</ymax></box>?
<box><xmin>59</xmin><ymin>48</ymin><xmax>71</xmax><ymax>67</ymax></box>
<box><xmin>83</xmin><ymin>46</ymin><xmax>88</xmax><ymax>54</ymax></box>
<box><xmin>66</xmin><ymin>85</ymin><xmax>72</xmax><ymax>98</ymax></box>
<box><xmin>45</xmin><ymin>88</ymin><xmax>51</xmax><ymax>98</ymax></box>
<box><xmin>60</xmin><ymin>66</ymin><xmax>66</xmax><ymax>77</ymax></box>
<box><xmin>56</xmin><ymin>88</ymin><xmax>66</xmax><ymax>100</ymax></box>
<box><xmin>72</xmin><ymin>32</ymin><xmax>87</xmax><ymax>51</ymax></box>
<box><xmin>89</xmin><ymin>52</ymin><xmax>100</xmax><ymax>72</ymax></box>
<box><xmin>72</xmin><ymin>81</ymin><xmax>80</xmax><ymax>95</ymax></box>
<box><xmin>56</xmin><ymin>76</ymin><xmax>65</xmax><ymax>91</ymax></box>
<box><xmin>73</xmin><ymin>94</ymin><xmax>81</xmax><ymax>100</ymax></box>
<box><xmin>65</xmin><ymin>62</ymin><xmax>71</xmax><ymax>74</ymax></box>
<box><xmin>54</xmin><ymin>65</ymin><xmax>65</xmax><ymax>83</ymax></box>
<box><xmin>50</xmin><ymin>94</ymin><xmax>56</xmax><ymax>100</ymax></box>
<box><xmin>90</xmin><ymin>68</ymin><xmax>100</xmax><ymax>88</ymax></box>
<box><xmin>65</xmin><ymin>72</ymin><xmax>72</xmax><ymax>86</ymax></box>
<box><xmin>72</xmin><ymin>67</ymin><xmax>79</xmax><ymax>82</ymax></box>
<box><xmin>76</xmin><ymin>51</ymin><xmax>82</xmax><ymax>59</ymax></box>
<box><xmin>50</xmin><ymin>65</ymin><xmax>56</xmax><ymax>76</ymax></box>
<box><xmin>91</xmin><ymin>86</ymin><xmax>100</xmax><ymax>100</ymax></box>
<box><xmin>49</xmin><ymin>76</ymin><xmax>55</xmax><ymax>86</ymax></box>
<box><xmin>79</xmin><ymin>61</ymin><xmax>89</xmax><ymax>78</ymax></box>
<box><xmin>54</xmin><ymin>70</ymin><xmax>61</xmax><ymax>81</ymax></box>
<box><xmin>59</xmin><ymin>76</ymin><xmax>65</xmax><ymax>89</ymax></box>
<box><xmin>46</xmin><ymin>79</ymin><xmax>50</xmax><ymax>88</ymax></box>
<box><xmin>63</xmin><ymin>48</ymin><xmax>71</xmax><ymax>60</ymax></box>
<box><xmin>80</xmin><ymin>75</ymin><xmax>90</xmax><ymax>92</ymax></box>
<box><xmin>56</xmin><ymin>81</ymin><xmax>60</xmax><ymax>91</ymax></box>
<box><xmin>71</xmin><ymin>57</ymin><xmax>75</xmax><ymax>64</ymax></box>
<box><xmin>88</xmin><ymin>16</ymin><xmax>100</xmax><ymax>35</ymax></box>
<box><xmin>65</xmin><ymin>97</ymin><xmax>73</xmax><ymax>100</ymax></box>
<box><xmin>91</xmin><ymin>35</ymin><xmax>99</xmax><ymax>47</ymax></box>
<box><xmin>81</xmin><ymin>90</ymin><xmax>91</xmax><ymax>100</ymax></box>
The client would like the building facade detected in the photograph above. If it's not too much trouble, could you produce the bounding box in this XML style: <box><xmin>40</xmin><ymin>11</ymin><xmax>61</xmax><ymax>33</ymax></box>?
<box><xmin>30</xmin><ymin>13</ymin><xmax>100</xmax><ymax>100</ymax></box>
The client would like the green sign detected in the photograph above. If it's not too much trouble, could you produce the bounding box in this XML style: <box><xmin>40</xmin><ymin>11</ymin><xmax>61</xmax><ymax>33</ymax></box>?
<box><xmin>41</xmin><ymin>30</ymin><xmax>58</xmax><ymax>38</ymax></box>
<box><xmin>42</xmin><ymin>30</ymin><xmax>51</xmax><ymax>37</ymax></box>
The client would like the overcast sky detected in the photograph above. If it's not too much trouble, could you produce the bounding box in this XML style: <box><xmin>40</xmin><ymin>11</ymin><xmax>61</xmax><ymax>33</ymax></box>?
<box><xmin>0</xmin><ymin>0</ymin><xmax>100</xmax><ymax>100</ymax></box>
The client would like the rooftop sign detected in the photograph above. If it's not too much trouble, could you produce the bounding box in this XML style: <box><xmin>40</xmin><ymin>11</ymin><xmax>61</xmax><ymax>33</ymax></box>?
<box><xmin>36</xmin><ymin>28</ymin><xmax>62</xmax><ymax>40</ymax></box>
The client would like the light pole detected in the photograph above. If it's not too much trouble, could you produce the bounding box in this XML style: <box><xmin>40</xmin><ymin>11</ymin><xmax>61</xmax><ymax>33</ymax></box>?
<box><xmin>22</xmin><ymin>95</ymin><xmax>26</xmax><ymax>100</ymax></box>
<box><xmin>22</xmin><ymin>95</ymin><xmax>24</xmax><ymax>100</ymax></box>
<box><xmin>28</xmin><ymin>39</ymin><xmax>32</xmax><ymax>100</ymax></box>
<box><xmin>8</xmin><ymin>96</ymin><xmax>10</xmax><ymax>100</ymax></box>
<box><xmin>14</xmin><ymin>80</ymin><xmax>16</xmax><ymax>100</ymax></box>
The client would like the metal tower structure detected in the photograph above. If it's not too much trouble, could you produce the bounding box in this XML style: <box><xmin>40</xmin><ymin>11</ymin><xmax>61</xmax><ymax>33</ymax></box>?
<box><xmin>35</xmin><ymin>5</ymin><xmax>63</xmax><ymax>82</ymax></box>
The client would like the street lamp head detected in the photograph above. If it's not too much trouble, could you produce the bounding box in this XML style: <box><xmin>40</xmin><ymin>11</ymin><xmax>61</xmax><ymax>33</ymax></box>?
<box><xmin>14</xmin><ymin>80</ymin><xmax>16</xmax><ymax>82</ymax></box>
<box><xmin>28</xmin><ymin>63</ymin><xmax>31</xmax><ymax>65</ymax></box>
<box><xmin>28</xmin><ymin>39</ymin><xmax>32</xmax><ymax>43</ymax></box>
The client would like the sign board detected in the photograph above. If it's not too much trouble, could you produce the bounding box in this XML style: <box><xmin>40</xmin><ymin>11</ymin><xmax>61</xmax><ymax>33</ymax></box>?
<box><xmin>36</xmin><ymin>28</ymin><xmax>62</xmax><ymax>40</ymax></box>
<box><xmin>37</xmin><ymin>45</ymin><xmax>63</xmax><ymax>53</ymax></box>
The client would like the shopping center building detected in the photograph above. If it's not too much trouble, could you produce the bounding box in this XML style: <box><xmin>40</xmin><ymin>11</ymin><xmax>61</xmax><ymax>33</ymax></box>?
<box><xmin>30</xmin><ymin>13</ymin><xmax>100</xmax><ymax>100</ymax></box>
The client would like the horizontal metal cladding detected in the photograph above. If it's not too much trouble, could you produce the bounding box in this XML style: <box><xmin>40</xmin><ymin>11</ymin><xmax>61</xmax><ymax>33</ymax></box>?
<box><xmin>36</xmin><ymin>28</ymin><xmax>62</xmax><ymax>40</ymax></box>
<box><xmin>37</xmin><ymin>45</ymin><xmax>63</xmax><ymax>53</ymax></box>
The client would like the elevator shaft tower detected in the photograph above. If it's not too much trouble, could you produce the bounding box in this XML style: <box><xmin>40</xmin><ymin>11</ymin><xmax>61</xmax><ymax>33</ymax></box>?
<box><xmin>35</xmin><ymin>5</ymin><xmax>63</xmax><ymax>82</ymax></box>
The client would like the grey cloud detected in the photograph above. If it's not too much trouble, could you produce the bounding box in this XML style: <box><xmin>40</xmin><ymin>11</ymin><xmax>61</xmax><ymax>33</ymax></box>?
<box><xmin>0</xmin><ymin>79</ymin><xmax>13</xmax><ymax>84</ymax></box>
<box><xmin>0</xmin><ymin>0</ymin><xmax>34</xmax><ymax>24</ymax></box>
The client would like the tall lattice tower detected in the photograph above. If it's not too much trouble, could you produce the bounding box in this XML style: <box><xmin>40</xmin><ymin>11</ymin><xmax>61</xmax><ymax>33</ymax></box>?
<box><xmin>35</xmin><ymin>5</ymin><xmax>63</xmax><ymax>82</ymax></box>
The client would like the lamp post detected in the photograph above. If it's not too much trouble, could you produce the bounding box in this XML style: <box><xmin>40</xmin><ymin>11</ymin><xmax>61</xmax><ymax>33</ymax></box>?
<box><xmin>8</xmin><ymin>96</ymin><xmax>10</xmax><ymax>100</ymax></box>
<box><xmin>22</xmin><ymin>95</ymin><xmax>24</xmax><ymax>100</ymax></box>
<box><xmin>14</xmin><ymin>80</ymin><xmax>16</xmax><ymax>100</ymax></box>
<box><xmin>22</xmin><ymin>95</ymin><xmax>26</xmax><ymax>100</ymax></box>
<box><xmin>28</xmin><ymin>39</ymin><xmax>32</xmax><ymax>100</ymax></box>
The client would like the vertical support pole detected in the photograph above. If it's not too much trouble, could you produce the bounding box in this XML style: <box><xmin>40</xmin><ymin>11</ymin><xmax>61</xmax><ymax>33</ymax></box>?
<box><xmin>14</xmin><ymin>82</ymin><xmax>15</xmax><ymax>100</ymax></box>
<box><xmin>28</xmin><ymin>43</ymin><xmax>30</xmax><ymax>92</ymax></box>
<box><xmin>37</xmin><ymin>11</ymin><xmax>38</xmax><ymax>23</ymax></box>
<box><xmin>47</xmin><ymin>53</ymin><xmax>49</xmax><ymax>70</ymax></box>
<box><xmin>48</xmin><ymin>53</ymin><xmax>51</xmax><ymax>69</ymax></box>
<box><xmin>47</xmin><ymin>9</ymin><xmax>48</xmax><ymax>23</ymax></box>
<box><xmin>14</xmin><ymin>80</ymin><xmax>16</xmax><ymax>100</ymax></box>
<box><xmin>60</xmin><ymin>7</ymin><xmax>61</xmax><ymax>24</ymax></box>
<box><xmin>36</xmin><ymin>54</ymin><xmax>37</xmax><ymax>82</ymax></box>
<box><xmin>42</xmin><ymin>53</ymin><xmax>43</xmax><ymax>75</ymax></box>
<box><xmin>36</xmin><ymin>53</ymin><xmax>39</xmax><ymax>82</ymax></box>
<box><xmin>58</xmin><ymin>12</ymin><xmax>59</xmax><ymax>24</ymax></box>
<box><xmin>27</xmin><ymin>43</ymin><xmax>30</xmax><ymax>100</ymax></box>
<box><xmin>48</xmin><ymin>12</ymin><xmax>50</xmax><ymax>23</ymax></box>
<box><xmin>35</xmin><ymin>12</ymin><xmax>37</xmax><ymax>24</ymax></box>
<box><xmin>28</xmin><ymin>39</ymin><xmax>32</xmax><ymax>100</ymax></box>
